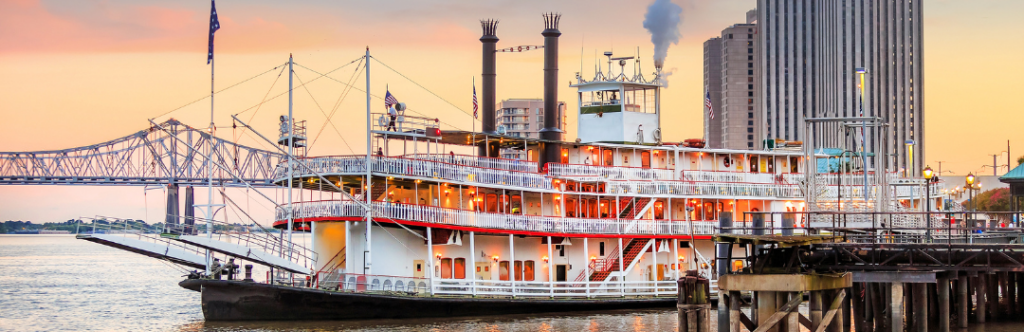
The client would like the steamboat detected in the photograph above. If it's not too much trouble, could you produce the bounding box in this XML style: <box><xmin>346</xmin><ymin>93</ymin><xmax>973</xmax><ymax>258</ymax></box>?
<box><xmin>66</xmin><ymin>14</ymin><xmax>944</xmax><ymax>321</ymax></box>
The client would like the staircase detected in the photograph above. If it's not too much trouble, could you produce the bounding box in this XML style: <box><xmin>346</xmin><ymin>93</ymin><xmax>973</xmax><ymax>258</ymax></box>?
<box><xmin>354</xmin><ymin>182</ymin><xmax>389</xmax><ymax>201</ymax></box>
<box><xmin>316</xmin><ymin>246</ymin><xmax>347</xmax><ymax>275</ymax></box>
<box><xmin>617</xmin><ymin>197</ymin><xmax>651</xmax><ymax>219</ymax></box>
<box><xmin>575</xmin><ymin>238</ymin><xmax>650</xmax><ymax>283</ymax></box>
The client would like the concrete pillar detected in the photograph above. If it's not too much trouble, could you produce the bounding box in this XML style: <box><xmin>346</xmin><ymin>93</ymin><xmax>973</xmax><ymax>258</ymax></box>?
<box><xmin>938</xmin><ymin>277</ymin><xmax>949</xmax><ymax>332</ymax></box>
<box><xmin>913</xmin><ymin>283</ymin><xmax>927</xmax><ymax>332</ymax></box>
<box><xmin>758</xmin><ymin>291</ymin><xmax>778</xmax><ymax>332</ymax></box>
<box><xmin>959</xmin><ymin>277</ymin><xmax>969</xmax><ymax>328</ymax></box>
<box><xmin>988</xmin><ymin>274</ymin><xmax>999</xmax><ymax>319</ymax></box>
<box><xmin>891</xmin><ymin>282</ymin><xmax>904</xmax><ymax>332</ymax></box>
<box><xmin>778</xmin><ymin>292</ymin><xmax>790</xmax><ymax>331</ymax></box>
<box><xmin>828</xmin><ymin>289</ymin><xmax>845</xmax><ymax>332</ymax></box>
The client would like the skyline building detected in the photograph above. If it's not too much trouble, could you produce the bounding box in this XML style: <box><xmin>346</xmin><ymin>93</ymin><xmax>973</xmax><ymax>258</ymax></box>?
<box><xmin>495</xmin><ymin>98</ymin><xmax>565</xmax><ymax>159</ymax></box>
<box><xmin>704</xmin><ymin>11</ymin><xmax>760</xmax><ymax>151</ymax></box>
<box><xmin>755</xmin><ymin>0</ymin><xmax>925</xmax><ymax>174</ymax></box>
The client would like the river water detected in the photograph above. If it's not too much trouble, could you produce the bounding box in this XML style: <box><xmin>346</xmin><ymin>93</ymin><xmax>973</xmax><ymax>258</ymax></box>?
<box><xmin>3</xmin><ymin>235</ymin><xmax>1024</xmax><ymax>331</ymax></box>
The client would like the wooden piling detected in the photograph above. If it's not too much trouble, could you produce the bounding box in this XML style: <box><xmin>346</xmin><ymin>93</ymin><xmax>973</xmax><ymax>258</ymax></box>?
<box><xmin>959</xmin><ymin>276</ymin><xmax>969</xmax><ymax>328</ymax></box>
<box><xmin>811</xmin><ymin>290</ymin><xmax>823</xmax><ymax>331</ymax></box>
<box><xmin>913</xmin><ymin>283</ymin><xmax>927</xmax><ymax>332</ymax></box>
<box><xmin>977</xmin><ymin>275</ymin><xmax>987</xmax><ymax>323</ymax></box>
<box><xmin>938</xmin><ymin>277</ymin><xmax>950</xmax><ymax>332</ymax></box>
<box><xmin>1009</xmin><ymin>272</ymin><xmax>1017</xmax><ymax>316</ymax></box>
<box><xmin>758</xmin><ymin>291</ymin><xmax>778</xmax><ymax>332</ymax></box>
<box><xmin>676</xmin><ymin>273</ymin><xmax>711</xmax><ymax>332</ymax></box>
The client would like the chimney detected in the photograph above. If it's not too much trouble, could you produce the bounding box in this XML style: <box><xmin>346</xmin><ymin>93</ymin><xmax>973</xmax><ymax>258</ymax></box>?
<box><xmin>479</xmin><ymin>19</ymin><xmax>499</xmax><ymax>157</ymax></box>
<box><xmin>538</xmin><ymin>13</ymin><xmax>563</xmax><ymax>172</ymax></box>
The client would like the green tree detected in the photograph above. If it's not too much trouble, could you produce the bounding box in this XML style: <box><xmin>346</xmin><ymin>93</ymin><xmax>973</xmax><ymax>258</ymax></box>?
<box><xmin>1018</xmin><ymin>155</ymin><xmax>1024</xmax><ymax>167</ymax></box>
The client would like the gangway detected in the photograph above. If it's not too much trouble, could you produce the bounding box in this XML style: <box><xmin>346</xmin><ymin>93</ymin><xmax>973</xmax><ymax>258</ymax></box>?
<box><xmin>75</xmin><ymin>219</ymin><xmax>208</xmax><ymax>269</ymax></box>
<box><xmin>161</xmin><ymin>221</ymin><xmax>314</xmax><ymax>274</ymax></box>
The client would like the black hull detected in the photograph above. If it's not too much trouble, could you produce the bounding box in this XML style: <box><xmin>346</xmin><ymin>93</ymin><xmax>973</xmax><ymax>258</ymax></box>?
<box><xmin>182</xmin><ymin>279</ymin><xmax>677</xmax><ymax>321</ymax></box>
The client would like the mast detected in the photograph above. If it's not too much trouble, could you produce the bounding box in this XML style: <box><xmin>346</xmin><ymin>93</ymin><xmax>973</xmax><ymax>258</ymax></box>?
<box><xmin>205</xmin><ymin>41</ymin><xmax>215</xmax><ymax>275</ymax></box>
<box><xmin>286</xmin><ymin>54</ymin><xmax>295</xmax><ymax>264</ymax></box>
<box><xmin>364</xmin><ymin>47</ymin><xmax>373</xmax><ymax>275</ymax></box>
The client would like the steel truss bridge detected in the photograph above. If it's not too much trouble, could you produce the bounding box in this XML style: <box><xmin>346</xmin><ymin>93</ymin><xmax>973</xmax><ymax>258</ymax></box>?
<box><xmin>0</xmin><ymin>120</ymin><xmax>283</xmax><ymax>187</ymax></box>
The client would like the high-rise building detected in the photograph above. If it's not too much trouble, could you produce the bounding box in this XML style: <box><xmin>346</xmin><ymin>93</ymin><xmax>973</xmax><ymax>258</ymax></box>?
<box><xmin>704</xmin><ymin>11</ymin><xmax>759</xmax><ymax>150</ymax></box>
<box><xmin>755</xmin><ymin>0</ymin><xmax>924</xmax><ymax>174</ymax></box>
<box><xmin>495</xmin><ymin>98</ymin><xmax>565</xmax><ymax>159</ymax></box>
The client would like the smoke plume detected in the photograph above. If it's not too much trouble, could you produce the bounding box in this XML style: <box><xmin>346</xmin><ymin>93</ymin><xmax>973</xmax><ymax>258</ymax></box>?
<box><xmin>643</xmin><ymin>0</ymin><xmax>683</xmax><ymax>69</ymax></box>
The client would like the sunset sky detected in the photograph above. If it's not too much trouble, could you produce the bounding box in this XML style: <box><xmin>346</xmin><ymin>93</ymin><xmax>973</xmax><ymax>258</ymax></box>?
<box><xmin>1</xmin><ymin>0</ymin><xmax>1022</xmax><ymax>223</ymax></box>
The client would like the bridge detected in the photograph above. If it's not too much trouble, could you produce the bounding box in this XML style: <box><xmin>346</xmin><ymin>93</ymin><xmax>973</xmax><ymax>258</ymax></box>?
<box><xmin>0</xmin><ymin>120</ymin><xmax>283</xmax><ymax>187</ymax></box>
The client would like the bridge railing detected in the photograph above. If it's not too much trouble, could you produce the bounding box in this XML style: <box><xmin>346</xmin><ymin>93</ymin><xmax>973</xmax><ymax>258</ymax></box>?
<box><xmin>280</xmin><ymin>200</ymin><xmax>718</xmax><ymax>236</ymax></box>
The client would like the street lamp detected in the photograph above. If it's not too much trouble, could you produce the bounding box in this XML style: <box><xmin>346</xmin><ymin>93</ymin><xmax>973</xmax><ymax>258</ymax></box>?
<box><xmin>966</xmin><ymin>173</ymin><xmax>976</xmax><ymax>234</ymax></box>
<box><xmin>923</xmin><ymin>165</ymin><xmax>934</xmax><ymax>242</ymax></box>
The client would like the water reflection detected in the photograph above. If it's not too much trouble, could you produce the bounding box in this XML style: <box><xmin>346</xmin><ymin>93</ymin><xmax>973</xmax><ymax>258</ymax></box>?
<box><xmin>174</xmin><ymin>309</ymin><xmax>679</xmax><ymax>332</ymax></box>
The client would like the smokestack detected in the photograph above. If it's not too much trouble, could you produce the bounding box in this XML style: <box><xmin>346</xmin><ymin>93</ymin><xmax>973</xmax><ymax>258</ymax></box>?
<box><xmin>538</xmin><ymin>13</ymin><xmax>563</xmax><ymax>172</ymax></box>
<box><xmin>479</xmin><ymin>19</ymin><xmax>499</xmax><ymax>157</ymax></box>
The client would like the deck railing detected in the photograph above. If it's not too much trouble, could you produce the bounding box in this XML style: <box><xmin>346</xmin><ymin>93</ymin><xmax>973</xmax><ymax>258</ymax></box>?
<box><xmin>606</xmin><ymin>181</ymin><xmax>802</xmax><ymax>198</ymax></box>
<box><xmin>404</xmin><ymin>153</ymin><xmax>537</xmax><ymax>173</ymax></box>
<box><xmin>275</xmin><ymin>156</ymin><xmax>553</xmax><ymax>191</ymax></box>
<box><xmin>547</xmin><ymin>163</ymin><xmax>675</xmax><ymax>181</ymax></box>
<box><xmin>279</xmin><ymin>200</ymin><xmax>718</xmax><ymax>236</ymax></box>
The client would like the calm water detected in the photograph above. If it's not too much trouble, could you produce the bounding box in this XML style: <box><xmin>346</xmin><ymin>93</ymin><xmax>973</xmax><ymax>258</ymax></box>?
<box><xmin>3</xmin><ymin>235</ymin><xmax>1024</xmax><ymax>332</ymax></box>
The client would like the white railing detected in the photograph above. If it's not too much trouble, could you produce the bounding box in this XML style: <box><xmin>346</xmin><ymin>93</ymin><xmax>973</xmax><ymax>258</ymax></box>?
<box><xmin>280</xmin><ymin>200</ymin><xmax>719</xmax><ymax>236</ymax></box>
<box><xmin>432</xmin><ymin>279</ymin><xmax>679</xmax><ymax>298</ymax></box>
<box><xmin>606</xmin><ymin>181</ymin><xmax>803</xmax><ymax>198</ymax></box>
<box><xmin>548</xmin><ymin>163</ymin><xmax>675</xmax><ymax>181</ymax></box>
<box><xmin>275</xmin><ymin>156</ymin><xmax>553</xmax><ymax>191</ymax></box>
<box><xmin>405</xmin><ymin>153</ymin><xmax>537</xmax><ymax>173</ymax></box>
<box><xmin>316</xmin><ymin>271</ymin><xmax>430</xmax><ymax>294</ymax></box>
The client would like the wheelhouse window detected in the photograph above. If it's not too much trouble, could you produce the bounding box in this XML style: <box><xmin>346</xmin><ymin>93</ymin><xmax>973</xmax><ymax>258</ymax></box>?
<box><xmin>622</xmin><ymin>86</ymin><xmax>656</xmax><ymax>114</ymax></box>
<box><xmin>580</xmin><ymin>90</ymin><xmax>622</xmax><ymax>114</ymax></box>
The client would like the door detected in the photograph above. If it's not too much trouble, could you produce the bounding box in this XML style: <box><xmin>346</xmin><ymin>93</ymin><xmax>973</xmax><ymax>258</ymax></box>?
<box><xmin>475</xmin><ymin>262</ymin><xmax>491</xmax><ymax>280</ymax></box>
<box><xmin>657</xmin><ymin>264</ymin><xmax>666</xmax><ymax>281</ymax></box>
<box><xmin>555</xmin><ymin>264</ymin><xmax>568</xmax><ymax>282</ymax></box>
<box><xmin>413</xmin><ymin>260</ymin><xmax>425</xmax><ymax>278</ymax></box>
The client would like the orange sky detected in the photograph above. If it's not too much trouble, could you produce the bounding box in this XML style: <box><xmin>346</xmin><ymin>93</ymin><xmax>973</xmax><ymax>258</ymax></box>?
<box><xmin>1</xmin><ymin>0</ymin><xmax>1022</xmax><ymax>222</ymax></box>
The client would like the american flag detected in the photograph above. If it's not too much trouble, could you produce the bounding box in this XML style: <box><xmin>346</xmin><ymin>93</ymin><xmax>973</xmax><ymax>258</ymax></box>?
<box><xmin>705</xmin><ymin>91</ymin><xmax>715</xmax><ymax>120</ymax></box>
<box><xmin>207</xmin><ymin>1</ymin><xmax>220</xmax><ymax>65</ymax></box>
<box><xmin>384</xmin><ymin>89</ymin><xmax>398</xmax><ymax>109</ymax></box>
<box><xmin>472</xmin><ymin>83</ymin><xmax>478</xmax><ymax>119</ymax></box>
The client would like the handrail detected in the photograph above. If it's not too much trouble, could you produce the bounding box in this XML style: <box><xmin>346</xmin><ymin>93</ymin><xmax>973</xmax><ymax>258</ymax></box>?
<box><xmin>279</xmin><ymin>200</ymin><xmax>719</xmax><ymax>236</ymax></box>
<box><xmin>275</xmin><ymin>156</ymin><xmax>553</xmax><ymax>190</ymax></box>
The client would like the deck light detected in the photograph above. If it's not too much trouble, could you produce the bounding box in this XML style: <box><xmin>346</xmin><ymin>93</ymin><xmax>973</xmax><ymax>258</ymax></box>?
<box><xmin>678</xmin><ymin>255</ymin><xmax>685</xmax><ymax>262</ymax></box>
<box><xmin>542</xmin><ymin>256</ymin><xmax>549</xmax><ymax>263</ymax></box>
<box><xmin>590</xmin><ymin>256</ymin><xmax>597</xmax><ymax>261</ymax></box>
<box><xmin>492</xmin><ymin>255</ymin><xmax>499</xmax><ymax>262</ymax></box>
<box><xmin>922</xmin><ymin>166</ymin><xmax>934</xmax><ymax>180</ymax></box>
<box><xmin>436</xmin><ymin>253</ymin><xmax>442</xmax><ymax>260</ymax></box>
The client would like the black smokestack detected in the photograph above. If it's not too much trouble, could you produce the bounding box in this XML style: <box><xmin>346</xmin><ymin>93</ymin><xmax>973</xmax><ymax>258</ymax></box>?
<box><xmin>479</xmin><ymin>19</ymin><xmax>499</xmax><ymax>157</ymax></box>
<box><xmin>538</xmin><ymin>13</ymin><xmax>563</xmax><ymax>172</ymax></box>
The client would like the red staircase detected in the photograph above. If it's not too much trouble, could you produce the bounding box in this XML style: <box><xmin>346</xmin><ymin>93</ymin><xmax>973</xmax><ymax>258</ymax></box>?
<box><xmin>617</xmin><ymin>197</ymin><xmax>651</xmax><ymax>219</ymax></box>
<box><xmin>574</xmin><ymin>238</ymin><xmax>650</xmax><ymax>283</ymax></box>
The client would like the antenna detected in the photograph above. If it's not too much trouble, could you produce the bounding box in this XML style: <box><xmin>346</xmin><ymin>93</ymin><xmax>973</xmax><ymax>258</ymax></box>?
<box><xmin>580</xmin><ymin>33</ymin><xmax>585</xmax><ymax>82</ymax></box>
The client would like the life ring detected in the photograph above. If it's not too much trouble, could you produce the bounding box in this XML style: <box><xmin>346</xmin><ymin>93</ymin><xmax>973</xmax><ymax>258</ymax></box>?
<box><xmin>377</xmin><ymin>114</ymin><xmax>388</xmax><ymax>128</ymax></box>
<box><xmin>723</xmin><ymin>157</ymin><xmax>731</xmax><ymax>168</ymax></box>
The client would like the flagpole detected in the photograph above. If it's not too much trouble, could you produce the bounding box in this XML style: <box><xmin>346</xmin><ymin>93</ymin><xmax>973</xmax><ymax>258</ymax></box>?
<box><xmin>204</xmin><ymin>1</ymin><xmax>216</xmax><ymax>276</ymax></box>
<box><xmin>472</xmin><ymin>77</ymin><xmax>476</xmax><ymax>150</ymax></box>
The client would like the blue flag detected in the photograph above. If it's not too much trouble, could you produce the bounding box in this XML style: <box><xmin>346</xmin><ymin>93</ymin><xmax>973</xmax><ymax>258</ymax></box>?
<box><xmin>207</xmin><ymin>1</ymin><xmax>221</xmax><ymax>64</ymax></box>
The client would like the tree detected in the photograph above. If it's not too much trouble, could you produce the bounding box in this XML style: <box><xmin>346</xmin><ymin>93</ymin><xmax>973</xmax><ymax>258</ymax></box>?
<box><xmin>1018</xmin><ymin>155</ymin><xmax>1024</xmax><ymax>167</ymax></box>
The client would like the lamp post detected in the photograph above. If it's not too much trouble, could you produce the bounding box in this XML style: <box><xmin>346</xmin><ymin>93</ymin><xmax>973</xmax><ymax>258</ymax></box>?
<box><xmin>923</xmin><ymin>166</ymin><xmax>934</xmax><ymax>242</ymax></box>
<box><xmin>966</xmin><ymin>173</ymin><xmax>976</xmax><ymax>236</ymax></box>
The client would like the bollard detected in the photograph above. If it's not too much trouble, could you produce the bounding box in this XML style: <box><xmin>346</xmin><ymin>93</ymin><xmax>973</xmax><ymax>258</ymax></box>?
<box><xmin>243</xmin><ymin>264</ymin><xmax>254</xmax><ymax>282</ymax></box>
<box><xmin>781</xmin><ymin>213</ymin><xmax>795</xmax><ymax>236</ymax></box>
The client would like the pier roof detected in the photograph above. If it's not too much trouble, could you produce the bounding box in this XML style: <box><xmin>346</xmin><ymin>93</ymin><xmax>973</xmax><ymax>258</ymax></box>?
<box><xmin>712</xmin><ymin>234</ymin><xmax>843</xmax><ymax>248</ymax></box>
<box><xmin>999</xmin><ymin>163</ymin><xmax>1024</xmax><ymax>183</ymax></box>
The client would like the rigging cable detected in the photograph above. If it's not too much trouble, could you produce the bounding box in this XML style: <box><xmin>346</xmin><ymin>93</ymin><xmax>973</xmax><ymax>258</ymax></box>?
<box><xmin>308</xmin><ymin>58</ymin><xmax>364</xmax><ymax>152</ymax></box>
<box><xmin>151</xmin><ymin>62</ymin><xmax>287</xmax><ymax>120</ymax></box>
<box><xmin>292</xmin><ymin>70</ymin><xmax>356</xmax><ymax>155</ymax></box>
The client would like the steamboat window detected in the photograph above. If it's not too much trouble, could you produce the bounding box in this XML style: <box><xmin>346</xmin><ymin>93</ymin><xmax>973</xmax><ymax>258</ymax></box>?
<box><xmin>514</xmin><ymin>261</ymin><xmax>523</xmax><ymax>281</ymax></box>
<box><xmin>440</xmin><ymin>258</ymin><xmax>452</xmax><ymax>279</ymax></box>
<box><xmin>599</xmin><ymin>242</ymin><xmax>606</xmax><ymax>256</ymax></box>
<box><xmin>599</xmin><ymin>200</ymin><xmax>609</xmax><ymax>218</ymax></box>
<box><xmin>560</xmin><ymin>148</ymin><xmax>569</xmax><ymax>163</ymax></box>
<box><xmin>641</xmin><ymin>151</ymin><xmax>651</xmax><ymax>168</ymax></box>
<box><xmin>499</xmin><ymin>261</ymin><xmax>510</xmax><ymax>281</ymax></box>
<box><xmin>566</xmin><ymin>199</ymin><xmax>577</xmax><ymax>217</ymax></box>
<box><xmin>454</xmin><ymin>258</ymin><xmax>466</xmax><ymax>279</ymax></box>
<box><xmin>524</xmin><ymin>261</ymin><xmax>535</xmax><ymax>281</ymax></box>
<box><xmin>603</xmin><ymin>149</ymin><xmax>613</xmax><ymax>166</ymax></box>
<box><xmin>556</xmin><ymin>245</ymin><xmax>565</xmax><ymax>257</ymax></box>
<box><xmin>654</xmin><ymin>201</ymin><xmax>664</xmax><ymax>219</ymax></box>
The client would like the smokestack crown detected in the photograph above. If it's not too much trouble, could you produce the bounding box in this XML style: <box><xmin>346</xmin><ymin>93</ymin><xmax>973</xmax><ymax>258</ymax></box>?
<box><xmin>542</xmin><ymin>13</ymin><xmax>561</xmax><ymax>36</ymax></box>
<box><xmin>480</xmin><ymin>19</ymin><xmax>499</xmax><ymax>41</ymax></box>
